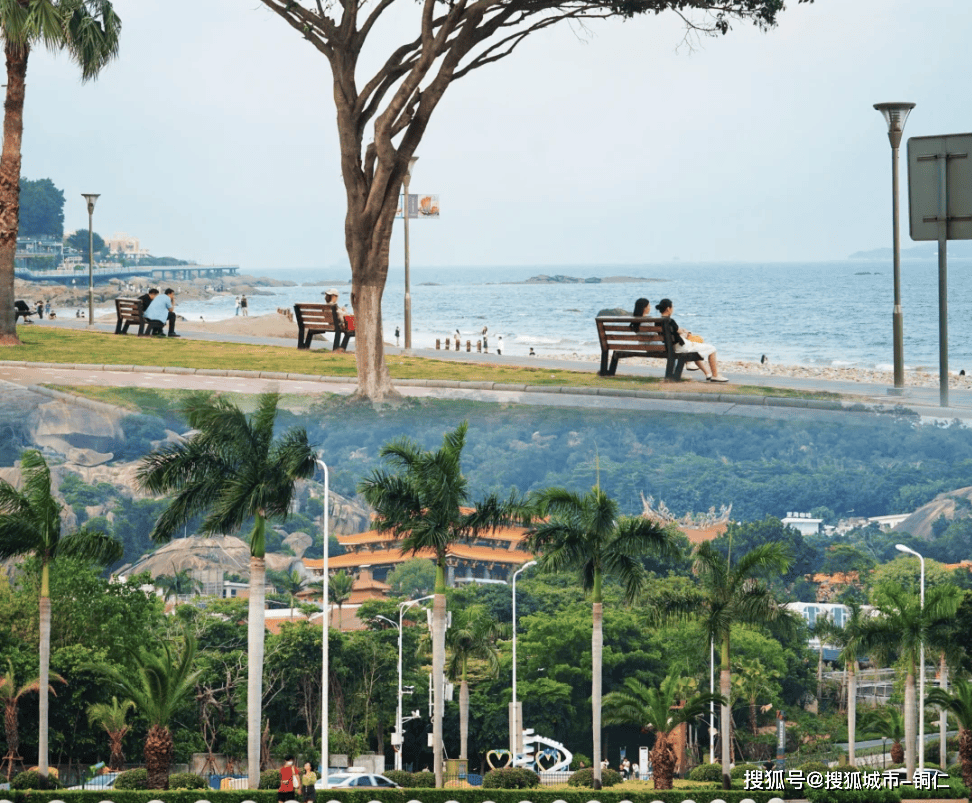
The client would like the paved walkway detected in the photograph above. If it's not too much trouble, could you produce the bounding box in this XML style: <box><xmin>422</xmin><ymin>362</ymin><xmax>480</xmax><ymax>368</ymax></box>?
<box><xmin>5</xmin><ymin>318</ymin><xmax>972</xmax><ymax>423</ymax></box>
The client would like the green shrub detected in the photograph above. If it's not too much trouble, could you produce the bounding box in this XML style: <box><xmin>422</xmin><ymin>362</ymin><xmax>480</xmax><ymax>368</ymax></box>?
<box><xmin>905</xmin><ymin>781</ymin><xmax>969</xmax><ymax>799</ymax></box>
<box><xmin>482</xmin><ymin>767</ymin><xmax>540</xmax><ymax>789</ymax></box>
<box><xmin>411</xmin><ymin>770</ymin><xmax>435</xmax><ymax>787</ymax></box>
<box><xmin>799</xmin><ymin>760</ymin><xmax>831</xmax><ymax>775</ymax></box>
<box><xmin>168</xmin><ymin>772</ymin><xmax>207</xmax><ymax>789</ymax></box>
<box><xmin>384</xmin><ymin>770</ymin><xmax>413</xmax><ymax>787</ymax></box>
<box><xmin>10</xmin><ymin>770</ymin><xmax>61</xmax><ymax>789</ymax></box>
<box><xmin>113</xmin><ymin>768</ymin><xmax>149</xmax><ymax>790</ymax></box>
<box><xmin>566</xmin><ymin>767</ymin><xmax>622</xmax><ymax>787</ymax></box>
<box><xmin>947</xmin><ymin>762</ymin><xmax>963</xmax><ymax>777</ymax></box>
<box><xmin>687</xmin><ymin>762</ymin><xmax>723</xmax><ymax>782</ymax></box>
<box><xmin>806</xmin><ymin>787</ymin><xmax>900</xmax><ymax>803</ymax></box>
<box><xmin>260</xmin><ymin>769</ymin><xmax>282</xmax><ymax>789</ymax></box>
<box><xmin>730</xmin><ymin>762</ymin><xmax>761</xmax><ymax>780</ymax></box>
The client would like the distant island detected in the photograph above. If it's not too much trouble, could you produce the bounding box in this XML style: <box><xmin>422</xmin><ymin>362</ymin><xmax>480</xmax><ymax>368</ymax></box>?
<box><xmin>850</xmin><ymin>242</ymin><xmax>972</xmax><ymax>259</ymax></box>
<box><xmin>521</xmin><ymin>274</ymin><xmax>661</xmax><ymax>284</ymax></box>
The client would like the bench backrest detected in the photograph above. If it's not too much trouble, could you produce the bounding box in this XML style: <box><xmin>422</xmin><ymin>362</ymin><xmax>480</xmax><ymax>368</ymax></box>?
<box><xmin>595</xmin><ymin>316</ymin><xmax>674</xmax><ymax>357</ymax></box>
<box><xmin>294</xmin><ymin>303</ymin><xmax>340</xmax><ymax>331</ymax></box>
<box><xmin>115</xmin><ymin>297</ymin><xmax>144</xmax><ymax>319</ymax></box>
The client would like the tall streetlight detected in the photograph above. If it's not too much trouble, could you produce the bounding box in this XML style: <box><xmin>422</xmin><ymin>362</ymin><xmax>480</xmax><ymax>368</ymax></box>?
<box><xmin>382</xmin><ymin>596</ymin><xmax>434</xmax><ymax>771</ymax></box>
<box><xmin>874</xmin><ymin>102</ymin><xmax>915</xmax><ymax>390</ymax></box>
<box><xmin>81</xmin><ymin>194</ymin><xmax>99</xmax><ymax>326</ymax></box>
<box><xmin>895</xmin><ymin>542</ymin><xmax>925</xmax><ymax>771</ymax></box>
<box><xmin>510</xmin><ymin>559</ymin><xmax>537</xmax><ymax>758</ymax></box>
<box><xmin>316</xmin><ymin>459</ymin><xmax>330</xmax><ymax>789</ymax></box>
<box><xmin>402</xmin><ymin>156</ymin><xmax>418</xmax><ymax>350</ymax></box>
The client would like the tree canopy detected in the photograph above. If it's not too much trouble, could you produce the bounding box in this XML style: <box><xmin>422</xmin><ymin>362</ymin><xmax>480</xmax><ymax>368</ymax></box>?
<box><xmin>18</xmin><ymin>178</ymin><xmax>64</xmax><ymax>238</ymax></box>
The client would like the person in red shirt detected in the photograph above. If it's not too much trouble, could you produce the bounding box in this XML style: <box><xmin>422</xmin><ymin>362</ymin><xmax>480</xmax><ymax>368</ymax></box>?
<box><xmin>278</xmin><ymin>756</ymin><xmax>301</xmax><ymax>802</ymax></box>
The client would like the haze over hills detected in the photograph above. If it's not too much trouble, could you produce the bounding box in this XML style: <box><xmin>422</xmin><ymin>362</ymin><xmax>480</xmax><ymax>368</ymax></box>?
<box><xmin>850</xmin><ymin>242</ymin><xmax>972</xmax><ymax>259</ymax></box>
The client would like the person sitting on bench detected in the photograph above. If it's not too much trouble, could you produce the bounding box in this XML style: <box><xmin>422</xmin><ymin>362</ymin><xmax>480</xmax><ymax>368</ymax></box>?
<box><xmin>14</xmin><ymin>300</ymin><xmax>34</xmax><ymax>323</ymax></box>
<box><xmin>142</xmin><ymin>288</ymin><xmax>180</xmax><ymax>337</ymax></box>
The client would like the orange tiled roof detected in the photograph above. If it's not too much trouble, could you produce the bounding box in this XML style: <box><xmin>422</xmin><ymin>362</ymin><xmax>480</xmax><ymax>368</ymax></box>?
<box><xmin>680</xmin><ymin>521</ymin><xmax>729</xmax><ymax>544</ymax></box>
<box><xmin>337</xmin><ymin>524</ymin><xmax>528</xmax><ymax>547</ymax></box>
<box><xmin>311</xmin><ymin>542</ymin><xmax>534</xmax><ymax>571</ymax></box>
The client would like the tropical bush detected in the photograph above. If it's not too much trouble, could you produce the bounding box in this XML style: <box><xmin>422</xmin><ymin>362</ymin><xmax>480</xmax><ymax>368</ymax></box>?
<box><xmin>798</xmin><ymin>760</ymin><xmax>831</xmax><ymax>775</ymax></box>
<box><xmin>259</xmin><ymin>769</ymin><xmax>282</xmax><ymax>789</ymax></box>
<box><xmin>168</xmin><ymin>772</ymin><xmax>207</xmax><ymax>789</ymax></box>
<box><xmin>567</xmin><ymin>767</ymin><xmax>622</xmax><ymax>787</ymax></box>
<box><xmin>730</xmin><ymin>762</ymin><xmax>762</xmax><ymax>779</ymax></box>
<box><xmin>383</xmin><ymin>770</ymin><xmax>413</xmax><ymax>787</ymax></box>
<box><xmin>482</xmin><ymin>767</ymin><xmax>540</xmax><ymax>788</ymax></box>
<box><xmin>10</xmin><ymin>770</ymin><xmax>61</xmax><ymax>789</ymax></box>
<box><xmin>113</xmin><ymin>768</ymin><xmax>149</xmax><ymax>790</ymax></box>
<box><xmin>411</xmin><ymin>770</ymin><xmax>435</xmax><ymax>787</ymax></box>
<box><xmin>687</xmin><ymin>762</ymin><xmax>723</xmax><ymax>782</ymax></box>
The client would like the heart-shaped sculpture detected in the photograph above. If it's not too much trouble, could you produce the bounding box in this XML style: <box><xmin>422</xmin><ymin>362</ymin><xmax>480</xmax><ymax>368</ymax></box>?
<box><xmin>536</xmin><ymin>748</ymin><xmax>561</xmax><ymax>772</ymax></box>
<box><xmin>486</xmin><ymin>749</ymin><xmax>512</xmax><ymax>770</ymax></box>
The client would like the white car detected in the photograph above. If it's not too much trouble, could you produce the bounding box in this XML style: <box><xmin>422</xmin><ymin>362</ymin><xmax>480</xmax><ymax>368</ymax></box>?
<box><xmin>316</xmin><ymin>773</ymin><xmax>400</xmax><ymax>789</ymax></box>
<box><xmin>68</xmin><ymin>772</ymin><xmax>121</xmax><ymax>790</ymax></box>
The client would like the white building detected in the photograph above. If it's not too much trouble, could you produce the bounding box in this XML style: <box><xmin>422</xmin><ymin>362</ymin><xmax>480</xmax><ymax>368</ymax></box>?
<box><xmin>782</xmin><ymin>511</ymin><xmax>823</xmax><ymax>536</ymax></box>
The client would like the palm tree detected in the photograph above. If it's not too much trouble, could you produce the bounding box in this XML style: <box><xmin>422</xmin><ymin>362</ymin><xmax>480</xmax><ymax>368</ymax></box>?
<box><xmin>731</xmin><ymin>656</ymin><xmax>781</xmax><ymax>738</ymax></box>
<box><xmin>328</xmin><ymin>569</ymin><xmax>355</xmax><ymax>628</ymax></box>
<box><xmin>154</xmin><ymin>569</ymin><xmax>201</xmax><ymax>602</ymax></box>
<box><xmin>0</xmin><ymin>660</ymin><xmax>63</xmax><ymax>780</ymax></box>
<box><xmin>358</xmin><ymin>421</ymin><xmax>525</xmax><ymax>788</ymax></box>
<box><xmin>444</xmin><ymin>606</ymin><xmax>503</xmax><ymax>761</ymax></box>
<box><xmin>647</xmin><ymin>541</ymin><xmax>793</xmax><ymax>788</ymax></box>
<box><xmin>98</xmin><ymin>633</ymin><xmax>201</xmax><ymax>788</ymax></box>
<box><xmin>860</xmin><ymin>705</ymin><xmax>905</xmax><ymax>765</ymax></box>
<box><xmin>602</xmin><ymin>674</ymin><xmax>724</xmax><ymax>790</ymax></box>
<box><xmin>136</xmin><ymin>392</ymin><xmax>316</xmax><ymax>789</ymax></box>
<box><xmin>927</xmin><ymin>676</ymin><xmax>972</xmax><ymax>787</ymax></box>
<box><xmin>0</xmin><ymin>449</ymin><xmax>122</xmax><ymax>783</ymax></box>
<box><xmin>268</xmin><ymin>568</ymin><xmax>309</xmax><ymax>619</ymax></box>
<box><xmin>824</xmin><ymin>602</ymin><xmax>869</xmax><ymax>765</ymax></box>
<box><xmin>859</xmin><ymin>584</ymin><xmax>961</xmax><ymax>778</ymax></box>
<box><xmin>86</xmin><ymin>696</ymin><xmax>135</xmax><ymax>770</ymax></box>
<box><xmin>0</xmin><ymin>0</ymin><xmax>121</xmax><ymax>344</ymax></box>
<box><xmin>525</xmin><ymin>485</ymin><xmax>677</xmax><ymax>789</ymax></box>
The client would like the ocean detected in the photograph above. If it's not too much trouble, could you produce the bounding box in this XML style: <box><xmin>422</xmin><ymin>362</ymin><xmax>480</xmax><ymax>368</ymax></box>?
<box><xmin>159</xmin><ymin>259</ymin><xmax>972</xmax><ymax>371</ymax></box>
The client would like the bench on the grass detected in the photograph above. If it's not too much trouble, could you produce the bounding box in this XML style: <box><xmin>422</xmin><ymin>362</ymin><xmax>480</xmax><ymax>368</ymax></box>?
<box><xmin>293</xmin><ymin>303</ymin><xmax>355</xmax><ymax>350</ymax></box>
<box><xmin>595</xmin><ymin>316</ymin><xmax>702</xmax><ymax>380</ymax></box>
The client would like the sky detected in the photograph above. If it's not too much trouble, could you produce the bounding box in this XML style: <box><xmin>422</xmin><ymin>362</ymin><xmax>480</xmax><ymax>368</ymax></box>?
<box><xmin>19</xmin><ymin>0</ymin><xmax>972</xmax><ymax>270</ymax></box>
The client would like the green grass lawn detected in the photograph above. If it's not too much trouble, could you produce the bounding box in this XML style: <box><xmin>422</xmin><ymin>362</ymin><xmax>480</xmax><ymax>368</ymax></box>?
<box><xmin>4</xmin><ymin>327</ymin><xmax>843</xmax><ymax>400</ymax></box>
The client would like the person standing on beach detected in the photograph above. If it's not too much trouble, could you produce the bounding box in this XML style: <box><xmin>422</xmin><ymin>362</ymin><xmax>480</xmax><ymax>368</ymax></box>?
<box><xmin>240</xmin><ymin>294</ymin><xmax>248</xmax><ymax>316</ymax></box>
<box><xmin>235</xmin><ymin>295</ymin><xmax>241</xmax><ymax>316</ymax></box>
<box><xmin>496</xmin><ymin>335</ymin><xmax>503</xmax><ymax>355</ymax></box>
<box><xmin>395</xmin><ymin>325</ymin><xmax>400</xmax><ymax>346</ymax></box>
<box><xmin>482</xmin><ymin>326</ymin><xmax>488</xmax><ymax>350</ymax></box>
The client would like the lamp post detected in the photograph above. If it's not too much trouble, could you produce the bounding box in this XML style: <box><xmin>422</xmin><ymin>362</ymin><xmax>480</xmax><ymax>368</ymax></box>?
<box><xmin>510</xmin><ymin>559</ymin><xmax>537</xmax><ymax>758</ymax></box>
<box><xmin>316</xmin><ymin>459</ymin><xmax>330</xmax><ymax>789</ymax></box>
<box><xmin>709</xmin><ymin>638</ymin><xmax>715</xmax><ymax>764</ymax></box>
<box><xmin>895</xmin><ymin>542</ymin><xmax>925</xmax><ymax>772</ymax></box>
<box><xmin>874</xmin><ymin>103</ymin><xmax>915</xmax><ymax>390</ymax></box>
<box><xmin>81</xmin><ymin>194</ymin><xmax>99</xmax><ymax>326</ymax></box>
<box><xmin>402</xmin><ymin>156</ymin><xmax>418</xmax><ymax>350</ymax></box>
<box><xmin>382</xmin><ymin>596</ymin><xmax>434</xmax><ymax>771</ymax></box>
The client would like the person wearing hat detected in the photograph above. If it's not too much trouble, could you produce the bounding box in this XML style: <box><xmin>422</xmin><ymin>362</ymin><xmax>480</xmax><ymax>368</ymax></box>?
<box><xmin>323</xmin><ymin>288</ymin><xmax>354</xmax><ymax>351</ymax></box>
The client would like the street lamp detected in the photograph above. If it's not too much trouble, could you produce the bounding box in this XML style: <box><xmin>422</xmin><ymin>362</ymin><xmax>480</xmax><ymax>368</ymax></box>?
<box><xmin>81</xmin><ymin>194</ymin><xmax>99</xmax><ymax>326</ymax></box>
<box><xmin>316</xmin><ymin>459</ymin><xmax>330</xmax><ymax>789</ymax></box>
<box><xmin>402</xmin><ymin>156</ymin><xmax>418</xmax><ymax>350</ymax></box>
<box><xmin>874</xmin><ymin>102</ymin><xmax>916</xmax><ymax>390</ymax></box>
<box><xmin>510</xmin><ymin>559</ymin><xmax>537</xmax><ymax>758</ymax></box>
<box><xmin>895</xmin><ymin>542</ymin><xmax>925</xmax><ymax>771</ymax></box>
<box><xmin>382</xmin><ymin>596</ymin><xmax>434</xmax><ymax>771</ymax></box>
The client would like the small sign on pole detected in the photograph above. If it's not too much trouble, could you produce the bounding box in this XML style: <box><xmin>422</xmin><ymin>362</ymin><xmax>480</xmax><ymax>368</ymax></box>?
<box><xmin>396</xmin><ymin>193</ymin><xmax>440</xmax><ymax>219</ymax></box>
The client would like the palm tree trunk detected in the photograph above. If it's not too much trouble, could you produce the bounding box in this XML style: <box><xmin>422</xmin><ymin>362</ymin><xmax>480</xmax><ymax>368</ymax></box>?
<box><xmin>848</xmin><ymin>661</ymin><xmax>857</xmax><ymax>766</ymax></box>
<box><xmin>720</xmin><ymin>636</ymin><xmax>731</xmax><ymax>789</ymax></box>
<box><xmin>959</xmin><ymin>726</ymin><xmax>971</xmax><ymax>788</ymax></box>
<box><xmin>38</xmin><ymin>588</ymin><xmax>50</xmax><ymax>782</ymax></box>
<box><xmin>432</xmin><ymin>589</ymin><xmax>446</xmax><ymax>787</ymax></box>
<box><xmin>459</xmin><ymin>676</ymin><xmax>469</xmax><ymax>761</ymax></box>
<box><xmin>817</xmin><ymin>644</ymin><xmax>824</xmax><ymax>710</ymax></box>
<box><xmin>248</xmin><ymin>554</ymin><xmax>266</xmax><ymax>788</ymax></box>
<box><xmin>592</xmin><ymin>600</ymin><xmax>603</xmax><ymax>790</ymax></box>
<box><xmin>939</xmin><ymin>654</ymin><xmax>947</xmax><ymax>770</ymax></box>
<box><xmin>904</xmin><ymin>667</ymin><xmax>916</xmax><ymax>777</ymax></box>
<box><xmin>145</xmin><ymin>723</ymin><xmax>173</xmax><ymax>789</ymax></box>
<box><xmin>0</xmin><ymin>40</ymin><xmax>28</xmax><ymax>345</ymax></box>
<box><xmin>108</xmin><ymin>729</ymin><xmax>126</xmax><ymax>770</ymax></box>
<box><xmin>651</xmin><ymin>731</ymin><xmax>675</xmax><ymax>790</ymax></box>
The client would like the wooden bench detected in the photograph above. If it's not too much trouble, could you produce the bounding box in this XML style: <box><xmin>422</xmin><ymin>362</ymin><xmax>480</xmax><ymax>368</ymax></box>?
<box><xmin>14</xmin><ymin>300</ymin><xmax>35</xmax><ymax>323</ymax></box>
<box><xmin>293</xmin><ymin>303</ymin><xmax>355</xmax><ymax>350</ymax></box>
<box><xmin>595</xmin><ymin>316</ymin><xmax>702</xmax><ymax>380</ymax></box>
<box><xmin>114</xmin><ymin>297</ymin><xmax>150</xmax><ymax>335</ymax></box>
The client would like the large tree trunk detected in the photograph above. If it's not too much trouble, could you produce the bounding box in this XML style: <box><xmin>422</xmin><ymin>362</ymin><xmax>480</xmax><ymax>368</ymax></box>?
<box><xmin>959</xmin><ymin>727</ymin><xmax>971</xmax><ymax>788</ymax></box>
<box><xmin>651</xmin><ymin>731</ymin><xmax>675</xmax><ymax>790</ymax></box>
<box><xmin>459</xmin><ymin>675</ymin><xmax>469</xmax><ymax>761</ymax></box>
<box><xmin>432</xmin><ymin>590</ymin><xmax>446</xmax><ymax>787</ymax></box>
<box><xmin>848</xmin><ymin>661</ymin><xmax>857</xmax><ymax>766</ymax></box>
<box><xmin>38</xmin><ymin>593</ymin><xmax>50</xmax><ymax>782</ymax></box>
<box><xmin>904</xmin><ymin>667</ymin><xmax>916</xmax><ymax>777</ymax></box>
<box><xmin>248</xmin><ymin>555</ymin><xmax>266</xmax><ymax>788</ymax></box>
<box><xmin>720</xmin><ymin>637</ymin><xmax>731</xmax><ymax>789</ymax></box>
<box><xmin>4</xmin><ymin>701</ymin><xmax>18</xmax><ymax>760</ymax></box>
<box><xmin>145</xmin><ymin>724</ymin><xmax>173</xmax><ymax>789</ymax></box>
<box><xmin>0</xmin><ymin>44</ymin><xmax>27</xmax><ymax>343</ymax></box>
<box><xmin>351</xmin><ymin>279</ymin><xmax>398</xmax><ymax>403</ymax></box>
<box><xmin>108</xmin><ymin>729</ymin><xmax>126</xmax><ymax>770</ymax></box>
<box><xmin>592</xmin><ymin>601</ymin><xmax>602</xmax><ymax>790</ymax></box>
